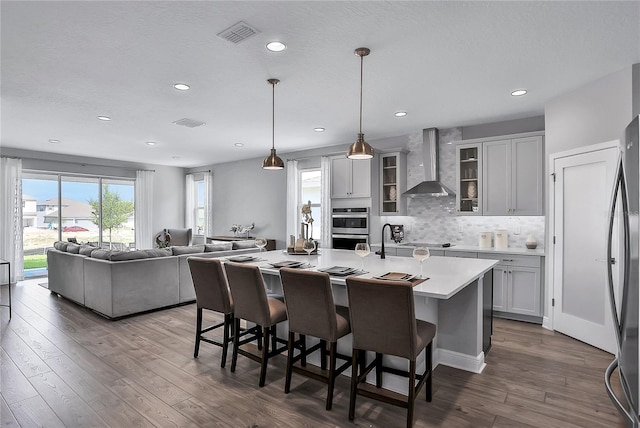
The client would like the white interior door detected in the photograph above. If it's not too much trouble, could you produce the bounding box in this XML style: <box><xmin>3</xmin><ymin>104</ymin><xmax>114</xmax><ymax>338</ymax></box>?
<box><xmin>553</xmin><ymin>146</ymin><xmax>619</xmax><ymax>353</ymax></box>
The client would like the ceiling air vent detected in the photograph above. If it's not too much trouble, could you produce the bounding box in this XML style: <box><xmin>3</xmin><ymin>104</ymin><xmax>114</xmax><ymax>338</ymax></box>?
<box><xmin>173</xmin><ymin>118</ymin><xmax>206</xmax><ymax>128</ymax></box>
<box><xmin>217</xmin><ymin>21</ymin><xmax>260</xmax><ymax>44</ymax></box>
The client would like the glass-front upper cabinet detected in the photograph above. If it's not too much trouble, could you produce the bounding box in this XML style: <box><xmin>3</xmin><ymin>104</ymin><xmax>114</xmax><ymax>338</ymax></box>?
<box><xmin>455</xmin><ymin>143</ymin><xmax>482</xmax><ymax>215</ymax></box>
<box><xmin>379</xmin><ymin>152</ymin><xmax>406</xmax><ymax>215</ymax></box>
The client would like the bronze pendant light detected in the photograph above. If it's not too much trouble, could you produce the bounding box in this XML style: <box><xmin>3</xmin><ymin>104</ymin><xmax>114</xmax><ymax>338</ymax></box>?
<box><xmin>262</xmin><ymin>78</ymin><xmax>285</xmax><ymax>170</ymax></box>
<box><xmin>347</xmin><ymin>47</ymin><xmax>374</xmax><ymax>160</ymax></box>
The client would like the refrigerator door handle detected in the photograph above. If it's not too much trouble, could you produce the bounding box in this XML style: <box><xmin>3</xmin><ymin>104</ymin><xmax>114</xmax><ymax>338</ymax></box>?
<box><xmin>607</xmin><ymin>155</ymin><xmax>625</xmax><ymax>348</ymax></box>
<box><xmin>605</xmin><ymin>358</ymin><xmax>636</xmax><ymax>426</ymax></box>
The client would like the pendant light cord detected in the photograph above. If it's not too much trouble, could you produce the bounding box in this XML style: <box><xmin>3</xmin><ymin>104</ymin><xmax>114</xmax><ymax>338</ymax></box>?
<box><xmin>272</xmin><ymin>82</ymin><xmax>275</xmax><ymax>150</ymax></box>
<box><xmin>359</xmin><ymin>54</ymin><xmax>363</xmax><ymax>135</ymax></box>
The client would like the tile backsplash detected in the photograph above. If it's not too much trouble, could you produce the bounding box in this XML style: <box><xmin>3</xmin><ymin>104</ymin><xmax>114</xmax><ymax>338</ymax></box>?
<box><xmin>383</xmin><ymin>127</ymin><xmax>545</xmax><ymax>250</ymax></box>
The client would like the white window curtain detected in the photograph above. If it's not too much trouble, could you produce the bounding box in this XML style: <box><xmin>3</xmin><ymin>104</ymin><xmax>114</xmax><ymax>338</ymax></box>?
<box><xmin>0</xmin><ymin>157</ymin><xmax>23</xmax><ymax>283</ymax></box>
<box><xmin>286</xmin><ymin>160</ymin><xmax>299</xmax><ymax>245</ymax></box>
<box><xmin>134</xmin><ymin>170</ymin><xmax>154</xmax><ymax>250</ymax></box>
<box><xmin>320</xmin><ymin>156</ymin><xmax>332</xmax><ymax>249</ymax></box>
<box><xmin>185</xmin><ymin>173</ymin><xmax>195</xmax><ymax>233</ymax></box>
<box><xmin>203</xmin><ymin>171</ymin><xmax>213</xmax><ymax>243</ymax></box>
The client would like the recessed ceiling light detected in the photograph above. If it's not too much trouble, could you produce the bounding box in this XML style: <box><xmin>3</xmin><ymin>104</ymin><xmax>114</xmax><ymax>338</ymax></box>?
<box><xmin>97</xmin><ymin>115</ymin><xmax>111</xmax><ymax>121</ymax></box>
<box><xmin>146</xmin><ymin>141</ymin><xmax>157</xmax><ymax>146</ymax></box>
<box><xmin>266</xmin><ymin>41</ymin><xmax>287</xmax><ymax>52</ymax></box>
<box><xmin>172</xmin><ymin>156</ymin><xmax>180</xmax><ymax>160</ymax></box>
<box><xmin>314</xmin><ymin>127</ymin><xmax>326</xmax><ymax>132</ymax></box>
<box><xmin>48</xmin><ymin>139</ymin><xmax>60</xmax><ymax>144</ymax></box>
<box><xmin>394</xmin><ymin>111</ymin><xmax>407</xmax><ymax>117</ymax></box>
<box><xmin>511</xmin><ymin>89</ymin><xmax>527</xmax><ymax>96</ymax></box>
<box><xmin>174</xmin><ymin>83</ymin><xmax>190</xmax><ymax>91</ymax></box>
<box><xmin>234</xmin><ymin>142</ymin><xmax>245</xmax><ymax>147</ymax></box>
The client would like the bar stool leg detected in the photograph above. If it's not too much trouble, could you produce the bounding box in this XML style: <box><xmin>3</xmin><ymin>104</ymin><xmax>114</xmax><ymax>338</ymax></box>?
<box><xmin>258</xmin><ymin>325</ymin><xmax>270</xmax><ymax>387</ymax></box>
<box><xmin>326</xmin><ymin>341</ymin><xmax>337</xmax><ymax>410</ymax></box>
<box><xmin>426</xmin><ymin>342</ymin><xmax>433</xmax><ymax>402</ymax></box>
<box><xmin>349</xmin><ymin>349</ymin><xmax>360</xmax><ymax>421</ymax></box>
<box><xmin>407</xmin><ymin>359</ymin><xmax>417</xmax><ymax>428</ymax></box>
<box><xmin>220</xmin><ymin>313</ymin><xmax>231</xmax><ymax>368</ymax></box>
<box><xmin>194</xmin><ymin>308</ymin><xmax>203</xmax><ymax>358</ymax></box>
<box><xmin>300</xmin><ymin>334</ymin><xmax>307</xmax><ymax>367</ymax></box>
<box><xmin>285</xmin><ymin>331</ymin><xmax>295</xmax><ymax>394</ymax></box>
<box><xmin>231</xmin><ymin>318</ymin><xmax>240</xmax><ymax>372</ymax></box>
<box><xmin>320</xmin><ymin>339</ymin><xmax>327</xmax><ymax>371</ymax></box>
<box><xmin>375</xmin><ymin>352</ymin><xmax>383</xmax><ymax>388</ymax></box>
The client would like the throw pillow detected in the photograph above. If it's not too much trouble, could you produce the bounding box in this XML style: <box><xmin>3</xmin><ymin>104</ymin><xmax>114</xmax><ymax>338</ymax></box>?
<box><xmin>172</xmin><ymin>245</ymin><xmax>205</xmax><ymax>255</ymax></box>
<box><xmin>110</xmin><ymin>250</ymin><xmax>149</xmax><ymax>261</ymax></box>
<box><xmin>53</xmin><ymin>241</ymin><xmax>69</xmax><ymax>251</ymax></box>
<box><xmin>79</xmin><ymin>245</ymin><xmax>97</xmax><ymax>256</ymax></box>
<box><xmin>66</xmin><ymin>243</ymin><xmax>82</xmax><ymax>254</ymax></box>
<box><xmin>90</xmin><ymin>249</ymin><xmax>112</xmax><ymax>260</ymax></box>
<box><xmin>204</xmin><ymin>243</ymin><xmax>233</xmax><ymax>252</ymax></box>
<box><xmin>232</xmin><ymin>240</ymin><xmax>257</xmax><ymax>250</ymax></box>
<box><xmin>143</xmin><ymin>248</ymin><xmax>173</xmax><ymax>258</ymax></box>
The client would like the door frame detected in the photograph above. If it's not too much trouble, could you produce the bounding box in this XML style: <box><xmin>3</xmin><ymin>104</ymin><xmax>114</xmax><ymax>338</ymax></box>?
<box><xmin>545</xmin><ymin>140</ymin><xmax>621</xmax><ymax>333</ymax></box>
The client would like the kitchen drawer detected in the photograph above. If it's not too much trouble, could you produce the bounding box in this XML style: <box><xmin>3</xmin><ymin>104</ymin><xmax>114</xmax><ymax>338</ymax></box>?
<box><xmin>445</xmin><ymin>250</ymin><xmax>477</xmax><ymax>258</ymax></box>
<box><xmin>478</xmin><ymin>253</ymin><xmax>541</xmax><ymax>267</ymax></box>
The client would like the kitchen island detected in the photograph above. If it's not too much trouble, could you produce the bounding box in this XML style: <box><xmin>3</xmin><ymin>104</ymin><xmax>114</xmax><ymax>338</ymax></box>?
<box><xmin>225</xmin><ymin>248</ymin><xmax>498</xmax><ymax>378</ymax></box>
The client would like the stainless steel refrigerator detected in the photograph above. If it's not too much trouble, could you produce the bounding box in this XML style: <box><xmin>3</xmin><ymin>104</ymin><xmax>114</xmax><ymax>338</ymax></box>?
<box><xmin>606</xmin><ymin>115</ymin><xmax>640</xmax><ymax>427</ymax></box>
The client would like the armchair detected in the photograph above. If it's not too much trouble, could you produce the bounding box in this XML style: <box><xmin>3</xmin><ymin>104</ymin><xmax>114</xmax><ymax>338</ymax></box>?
<box><xmin>165</xmin><ymin>228</ymin><xmax>192</xmax><ymax>246</ymax></box>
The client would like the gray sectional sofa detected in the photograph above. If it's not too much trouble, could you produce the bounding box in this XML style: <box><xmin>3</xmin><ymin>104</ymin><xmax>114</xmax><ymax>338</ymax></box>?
<box><xmin>47</xmin><ymin>240</ymin><xmax>259</xmax><ymax>319</ymax></box>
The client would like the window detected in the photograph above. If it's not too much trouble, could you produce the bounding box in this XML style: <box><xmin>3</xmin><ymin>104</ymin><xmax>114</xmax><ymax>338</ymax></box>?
<box><xmin>299</xmin><ymin>169</ymin><xmax>321</xmax><ymax>240</ymax></box>
<box><xmin>22</xmin><ymin>172</ymin><xmax>135</xmax><ymax>276</ymax></box>
<box><xmin>196</xmin><ymin>179</ymin><xmax>205</xmax><ymax>235</ymax></box>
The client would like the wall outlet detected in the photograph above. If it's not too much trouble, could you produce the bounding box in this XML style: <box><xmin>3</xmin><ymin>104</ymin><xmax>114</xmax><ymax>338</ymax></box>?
<box><xmin>514</xmin><ymin>224</ymin><xmax>521</xmax><ymax>235</ymax></box>
<box><xmin>458</xmin><ymin>222</ymin><xmax>464</xmax><ymax>233</ymax></box>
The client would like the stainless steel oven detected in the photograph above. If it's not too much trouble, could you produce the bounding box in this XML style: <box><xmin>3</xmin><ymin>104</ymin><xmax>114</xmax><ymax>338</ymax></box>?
<box><xmin>331</xmin><ymin>207</ymin><xmax>369</xmax><ymax>250</ymax></box>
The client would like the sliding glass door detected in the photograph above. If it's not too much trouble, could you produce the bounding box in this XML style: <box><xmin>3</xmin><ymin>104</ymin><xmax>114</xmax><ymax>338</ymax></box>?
<box><xmin>22</xmin><ymin>172</ymin><xmax>135</xmax><ymax>277</ymax></box>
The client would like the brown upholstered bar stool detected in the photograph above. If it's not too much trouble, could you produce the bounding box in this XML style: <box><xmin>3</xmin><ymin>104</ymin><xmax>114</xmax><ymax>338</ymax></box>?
<box><xmin>279</xmin><ymin>268</ymin><xmax>352</xmax><ymax>410</ymax></box>
<box><xmin>224</xmin><ymin>262</ymin><xmax>288</xmax><ymax>387</ymax></box>
<box><xmin>188</xmin><ymin>257</ymin><xmax>234</xmax><ymax>368</ymax></box>
<box><xmin>345</xmin><ymin>276</ymin><xmax>436</xmax><ymax>428</ymax></box>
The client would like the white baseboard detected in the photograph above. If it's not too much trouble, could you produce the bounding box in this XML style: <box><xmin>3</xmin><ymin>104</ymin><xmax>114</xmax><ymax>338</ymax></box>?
<box><xmin>436</xmin><ymin>349</ymin><xmax>485</xmax><ymax>374</ymax></box>
<box><xmin>542</xmin><ymin>316</ymin><xmax>553</xmax><ymax>331</ymax></box>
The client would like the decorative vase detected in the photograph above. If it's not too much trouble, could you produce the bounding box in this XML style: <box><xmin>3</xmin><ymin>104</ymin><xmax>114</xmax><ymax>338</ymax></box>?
<box><xmin>467</xmin><ymin>181</ymin><xmax>477</xmax><ymax>199</ymax></box>
<box><xmin>525</xmin><ymin>234</ymin><xmax>538</xmax><ymax>249</ymax></box>
<box><xmin>389</xmin><ymin>185</ymin><xmax>397</xmax><ymax>201</ymax></box>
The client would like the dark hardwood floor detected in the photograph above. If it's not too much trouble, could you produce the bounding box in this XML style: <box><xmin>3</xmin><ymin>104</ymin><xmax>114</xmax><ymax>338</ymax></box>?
<box><xmin>0</xmin><ymin>279</ymin><xmax>627</xmax><ymax>427</ymax></box>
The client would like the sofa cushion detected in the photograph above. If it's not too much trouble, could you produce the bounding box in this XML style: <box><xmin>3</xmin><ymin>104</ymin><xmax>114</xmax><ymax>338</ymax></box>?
<box><xmin>53</xmin><ymin>241</ymin><xmax>69</xmax><ymax>251</ymax></box>
<box><xmin>90</xmin><ymin>249</ymin><xmax>112</xmax><ymax>260</ymax></box>
<box><xmin>143</xmin><ymin>248</ymin><xmax>173</xmax><ymax>258</ymax></box>
<box><xmin>110</xmin><ymin>250</ymin><xmax>149</xmax><ymax>261</ymax></box>
<box><xmin>172</xmin><ymin>245</ymin><xmax>205</xmax><ymax>255</ymax></box>
<box><xmin>79</xmin><ymin>245</ymin><xmax>97</xmax><ymax>256</ymax></box>
<box><xmin>66</xmin><ymin>243</ymin><xmax>82</xmax><ymax>254</ymax></box>
<box><xmin>205</xmin><ymin>242</ymin><xmax>233</xmax><ymax>252</ymax></box>
<box><xmin>232</xmin><ymin>240</ymin><xmax>257</xmax><ymax>250</ymax></box>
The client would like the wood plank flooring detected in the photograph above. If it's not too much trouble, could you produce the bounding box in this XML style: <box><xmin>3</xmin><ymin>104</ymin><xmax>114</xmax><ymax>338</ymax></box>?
<box><xmin>0</xmin><ymin>279</ymin><xmax>627</xmax><ymax>427</ymax></box>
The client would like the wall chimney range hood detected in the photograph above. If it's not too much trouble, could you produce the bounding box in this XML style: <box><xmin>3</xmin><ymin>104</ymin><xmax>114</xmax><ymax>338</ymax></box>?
<box><xmin>403</xmin><ymin>128</ymin><xmax>454</xmax><ymax>197</ymax></box>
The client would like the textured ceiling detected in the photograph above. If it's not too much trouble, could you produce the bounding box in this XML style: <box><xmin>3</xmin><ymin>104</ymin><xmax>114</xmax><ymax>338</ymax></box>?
<box><xmin>1</xmin><ymin>1</ymin><xmax>639</xmax><ymax>167</ymax></box>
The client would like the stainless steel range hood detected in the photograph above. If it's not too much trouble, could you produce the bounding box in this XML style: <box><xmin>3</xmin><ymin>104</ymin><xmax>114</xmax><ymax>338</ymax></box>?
<box><xmin>403</xmin><ymin>128</ymin><xmax>454</xmax><ymax>197</ymax></box>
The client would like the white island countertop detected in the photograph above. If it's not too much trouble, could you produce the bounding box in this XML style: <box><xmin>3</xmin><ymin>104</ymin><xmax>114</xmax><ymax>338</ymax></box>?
<box><xmin>244</xmin><ymin>249</ymin><xmax>498</xmax><ymax>300</ymax></box>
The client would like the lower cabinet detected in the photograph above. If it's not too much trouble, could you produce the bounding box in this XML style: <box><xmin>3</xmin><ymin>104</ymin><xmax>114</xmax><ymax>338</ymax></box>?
<box><xmin>478</xmin><ymin>253</ymin><xmax>543</xmax><ymax>322</ymax></box>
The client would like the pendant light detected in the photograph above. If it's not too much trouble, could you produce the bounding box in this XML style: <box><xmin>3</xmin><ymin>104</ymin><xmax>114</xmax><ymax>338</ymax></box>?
<box><xmin>347</xmin><ymin>47</ymin><xmax>374</xmax><ymax>160</ymax></box>
<box><xmin>262</xmin><ymin>78</ymin><xmax>285</xmax><ymax>170</ymax></box>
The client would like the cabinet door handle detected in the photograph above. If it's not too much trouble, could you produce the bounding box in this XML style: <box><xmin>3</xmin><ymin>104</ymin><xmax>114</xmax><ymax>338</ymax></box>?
<box><xmin>502</xmin><ymin>259</ymin><xmax>514</xmax><ymax>262</ymax></box>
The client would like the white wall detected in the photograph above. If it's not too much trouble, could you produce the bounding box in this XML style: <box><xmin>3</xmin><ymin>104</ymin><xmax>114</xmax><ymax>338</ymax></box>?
<box><xmin>1</xmin><ymin>147</ymin><xmax>185</xmax><ymax>243</ymax></box>
<box><xmin>545</xmin><ymin>66</ymin><xmax>633</xmax><ymax>155</ymax></box>
<box><xmin>542</xmin><ymin>64</ymin><xmax>636</xmax><ymax>322</ymax></box>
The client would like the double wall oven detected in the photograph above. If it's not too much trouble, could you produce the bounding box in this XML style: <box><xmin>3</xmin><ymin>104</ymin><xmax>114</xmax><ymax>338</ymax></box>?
<box><xmin>331</xmin><ymin>207</ymin><xmax>369</xmax><ymax>250</ymax></box>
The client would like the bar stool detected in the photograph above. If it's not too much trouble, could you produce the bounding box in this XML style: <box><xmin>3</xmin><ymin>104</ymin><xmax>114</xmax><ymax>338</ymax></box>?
<box><xmin>345</xmin><ymin>276</ymin><xmax>436</xmax><ymax>428</ymax></box>
<box><xmin>279</xmin><ymin>268</ymin><xmax>352</xmax><ymax>410</ymax></box>
<box><xmin>187</xmin><ymin>257</ymin><xmax>234</xmax><ymax>367</ymax></box>
<box><xmin>224</xmin><ymin>262</ymin><xmax>288</xmax><ymax>387</ymax></box>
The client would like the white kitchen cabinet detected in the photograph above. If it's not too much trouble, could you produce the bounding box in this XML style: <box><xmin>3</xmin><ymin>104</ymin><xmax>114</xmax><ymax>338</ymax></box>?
<box><xmin>482</xmin><ymin>136</ymin><xmax>543</xmax><ymax>216</ymax></box>
<box><xmin>379</xmin><ymin>152</ymin><xmax>407</xmax><ymax>215</ymax></box>
<box><xmin>455</xmin><ymin>143</ymin><xmax>483</xmax><ymax>215</ymax></box>
<box><xmin>331</xmin><ymin>156</ymin><xmax>371</xmax><ymax>198</ymax></box>
<box><xmin>478</xmin><ymin>253</ymin><xmax>543</xmax><ymax>320</ymax></box>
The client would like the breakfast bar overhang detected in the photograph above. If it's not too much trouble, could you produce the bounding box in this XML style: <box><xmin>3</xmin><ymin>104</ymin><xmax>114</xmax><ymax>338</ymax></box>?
<box><xmin>243</xmin><ymin>249</ymin><xmax>498</xmax><ymax>376</ymax></box>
